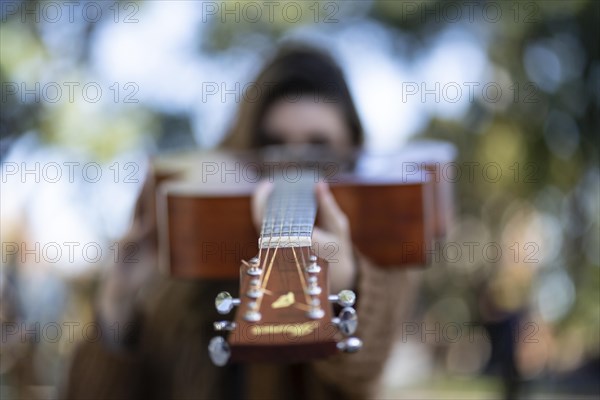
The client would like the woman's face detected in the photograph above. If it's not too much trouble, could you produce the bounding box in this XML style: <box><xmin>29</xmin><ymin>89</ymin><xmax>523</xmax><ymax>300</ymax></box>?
<box><xmin>260</xmin><ymin>96</ymin><xmax>352</xmax><ymax>152</ymax></box>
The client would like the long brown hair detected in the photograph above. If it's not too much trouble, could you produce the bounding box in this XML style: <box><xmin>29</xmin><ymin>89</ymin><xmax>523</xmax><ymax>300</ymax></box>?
<box><xmin>220</xmin><ymin>43</ymin><xmax>363</xmax><ymax>149</ymax></box>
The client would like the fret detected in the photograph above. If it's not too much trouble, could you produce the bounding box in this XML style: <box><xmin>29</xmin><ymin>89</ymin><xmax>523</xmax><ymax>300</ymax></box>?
<box><xmin>259</xmin><ymin>175</ymin><xmax>316</xmax><ymax>249</ymax></box>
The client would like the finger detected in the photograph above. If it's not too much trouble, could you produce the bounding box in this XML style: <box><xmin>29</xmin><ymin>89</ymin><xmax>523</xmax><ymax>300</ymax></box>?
<box><xmin>316</xmin><ymin>181</ymin><xmax>349</xmax><ymax>236</ymax></box>
<box><xmin>311</xmin><ymin>227</ymin><xmax>336</xmax><ymax>262</ymax></box>
<box><xmin>251</xmin><ymin>180</ymin><xmax>274</xmax><ymax>232</ymax></box>
<box><xmin>312</xmin><ymin>227</ymin><xmax>335</xmax><ymax>246</ymax></box>
<box><xmin>312</xmin><ymin>227</ymin><xmax>356</xmax><ymax>291</ymax></box>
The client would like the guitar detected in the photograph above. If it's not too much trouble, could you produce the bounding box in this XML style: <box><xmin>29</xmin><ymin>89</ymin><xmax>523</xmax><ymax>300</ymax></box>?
<box><xmin>207</xmin><ymin>174</ymin><xmax>361</xmax><ymax>365</ymax></box>
<box><xmin>152</xmin><ymin>141</ymin><xmax>455</xmax><ymax>364</ymax></box>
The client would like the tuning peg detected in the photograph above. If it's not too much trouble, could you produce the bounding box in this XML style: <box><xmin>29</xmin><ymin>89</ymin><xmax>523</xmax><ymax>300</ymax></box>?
<box><xmin>336</xmin><ymin>337</ymin><xmax>362</xmax><ymax>353</ymax></box>
<box><xmin>246</xmin><ymin>278</ymin><xmax>263</xmax><ymax>299</ymax></box>
<box><xmin>246</xmin><ymin>257</ymin><xmax>262</xmax><ymax>276</ymax></box>
<box><xmin>306</xmin><ymin>275</ymin><xmax>322</xmax><ymax>296</ymax></box>
<box><xmin>208</xmin><ymin>336</ymin><xmax>231</xmax><ymax>366</ymax></box>
<box><xmin>306</xmin><ymin>255</ymin><xmax>321</xmax><ymax>274</ymax></box>
<box><xmin>215</xmin><ymin>291</ymin><xmax>240</xmax><ymax>314</ymax></box>
<box><xmin>332</xmin><ymin>306</ymin><xmax>358</xmax><ymax>336</ymax></box>
<box><xmin>328</xmin><ymin>290</ymin><xmax>356</xmax><ymax>307</ymax></box>
<box><xmin>244</xmin><ymin>301</ymin><xmax>262</xmax><ymax>322</ymax></box>
<box><xmin>306</xmin><ymin>298</ymin><xmax>325</xmax><ymax>320</ymax></box>
<box><xmin>213</xmin><ymin>321</ymin><xmax>237</xmax><ymax>331</ymax></box>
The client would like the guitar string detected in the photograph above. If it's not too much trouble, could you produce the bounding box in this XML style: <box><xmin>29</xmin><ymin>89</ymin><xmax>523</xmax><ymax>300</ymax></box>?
<box><xmin>255</xmin><ymin>216</ymin><xmax>283</xmax><ymax>311</ymax></box>
<box><xmin>257</xmin><ymin>185</ymin><xmax>269</xmax><ymax>265</ymax></box>
<box><xmin>298</xmin><ymin>232</ymin><xmax>311</xmax><ymax>307</ymax></box>
<box><xmin>281</xmin><ymin>180</ymin><xmax>299</xmax><ymax>293</ymax></box>
<box><xmin>298</xmin><ymin>179</ymin><xmax>316</xmax><ymax>308</ymax></box>
<box><xmin>258</xmin><ymin>176</ymin><xmax>278</xmax><ymax>266</ymax></box>
<box><xmin>260</xmin><ymin>188</ymin><xmax>276</xmax><ymax>274</ymax></box>
<box><xmin>291</xmin><ymin>175</ymin><xmax>312</xmax><ymax>306</ymax></box>
<box><xmin>291</xmin><ymin>246</ymin><xmax>311</xmax><ymax>307</ymax></box>
<box><xmin>256</xmin><ymin>180</ymin><xmax>286</xmax><ymax>311</ymax></box>
<box><xmin>254</xmin><ymin>177</ymin><xmax>317</xmax><ymax>313</ymax></box>
<box><xmin>286</xmin><ymin>183</ymin><xmax>310</xmax><ymax>305</ymax></box>
<box><xmin>256</xmin><ymin>242</ymin><xmax>279</xmax><ymax>312</ymax></box>
<box><xmin>254</xmin><ymin>182</ymin><xmax>276</xmax><ymax>306</ymax></box>
<box><xmin>259</xmin><ymin>182</ymin><xmax>278</xmax><ymax>285</ymax></box>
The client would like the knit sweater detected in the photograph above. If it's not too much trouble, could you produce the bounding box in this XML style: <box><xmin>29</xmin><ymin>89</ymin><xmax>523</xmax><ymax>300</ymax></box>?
<box><xmin>62</xmin><ymin>252</ymin><xmax>421</xmax><ymax>400</ymax></box>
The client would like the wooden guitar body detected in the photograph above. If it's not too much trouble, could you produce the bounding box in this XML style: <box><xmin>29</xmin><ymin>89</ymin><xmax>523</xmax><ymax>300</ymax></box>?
<box><xmin>154</xmin><ymin>141</ymin><xmax>455</xmax><ymax>279</ymax></box>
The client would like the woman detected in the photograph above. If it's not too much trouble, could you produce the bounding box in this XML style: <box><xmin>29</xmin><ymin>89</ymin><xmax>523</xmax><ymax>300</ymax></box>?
<box><xmin>63</xmin><ymin>44</ymin><xmax>421</xmax><ymax>399</ymax></box>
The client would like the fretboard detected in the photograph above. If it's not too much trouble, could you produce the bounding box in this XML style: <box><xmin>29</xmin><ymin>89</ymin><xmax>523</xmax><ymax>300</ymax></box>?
<box><xmin>259</xmin><ymin>175</ymin><xmax>316</xmax><ymax>249</ymax></box>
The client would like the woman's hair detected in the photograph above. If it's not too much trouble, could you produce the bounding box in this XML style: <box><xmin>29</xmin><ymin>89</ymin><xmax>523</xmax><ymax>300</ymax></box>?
<box><xmin>220</xmin><ymin>43</ymin><xmax>363</xmax><ymax>149</ymax></box>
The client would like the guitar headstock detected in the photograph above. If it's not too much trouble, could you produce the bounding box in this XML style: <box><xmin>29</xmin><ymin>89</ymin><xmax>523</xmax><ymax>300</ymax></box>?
<box><xmin>208</xmin><ymin>246</ymin><xmax>361</xmax><ymax>365</ymax></box>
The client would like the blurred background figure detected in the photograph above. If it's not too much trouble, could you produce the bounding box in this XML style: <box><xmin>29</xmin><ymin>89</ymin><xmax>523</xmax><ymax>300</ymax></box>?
<box><xmin>1</xmin><ymin>1</ymin><xmax>599</xmax><ymax>399</ymax></box>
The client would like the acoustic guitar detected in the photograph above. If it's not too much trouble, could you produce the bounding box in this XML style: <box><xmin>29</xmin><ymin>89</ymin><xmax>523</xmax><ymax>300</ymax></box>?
<box><xmin>153</xmin><ymin>141</ymin><xmax>455</xmax><ymax>365</ymax></box>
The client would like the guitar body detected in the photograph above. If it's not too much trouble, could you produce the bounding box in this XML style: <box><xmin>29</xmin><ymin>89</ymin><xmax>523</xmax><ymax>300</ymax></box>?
<box><xmin>155</xmin><ymin>141</ymin><xmax>455</xmax><ymax>279</ymax></box>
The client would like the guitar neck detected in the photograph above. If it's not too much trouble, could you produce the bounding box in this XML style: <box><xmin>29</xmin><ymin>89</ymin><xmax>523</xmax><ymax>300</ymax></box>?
<box><xmin>259</xmin><ymin>176</ymin><xmax>317</xmax><ymax>249</ymax></box>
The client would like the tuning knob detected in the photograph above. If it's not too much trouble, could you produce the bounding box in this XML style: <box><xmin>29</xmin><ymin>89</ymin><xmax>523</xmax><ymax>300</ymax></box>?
<box><xmin>213</xmin><ymin>321</ymin><xmax>237</xmax><ymax>331</ymax></box>
<box><xmin>246</xmin><ymin>257</ymin><xmax>262</xmax><ymax>276</ymax></box>
<box><xmin>215</xmin><ymin>292</ymin><xmax>240</xmax><ymax>314</ymax></box>
<box><xmin>208</xmin><ymin>336</ymin><xmax>231</xmax><ymax>366</ymax></box>
<box><xmin>306</xmin><ymin>298</ymin><xmax>325</xmax><ymax>320</ymax></box>
<box><xmin>246</xmin><ymin>278</ymin><xmax>263</xmax><ymax>299</ymax></box>
<box><xmin>306</xmin><ymin>255</ymin><xmax>321</xmax><ymax>274</ymax></box>
<box><xmin>332</xmin><ymin>306</ymin><xmax>358</xmax><ymax>336</ymax></box>
<box><xmin>244</xmin><ymin>301</ymin><xmax>262</xmax><ymax>322</ymax></box>
<box><xmin>328</xmin><ymin>290</ymin><xmax>356</xmax><ymax>307</ymax></box>
<box><xmin>337</xmin><ymin>337</ymin><xmax>362</xmax><ymax>353</ymax></box>
<box><xmin>306</xmin><ymin>275</ymin><xmax>322</xmax><ymax>296</ymax></box>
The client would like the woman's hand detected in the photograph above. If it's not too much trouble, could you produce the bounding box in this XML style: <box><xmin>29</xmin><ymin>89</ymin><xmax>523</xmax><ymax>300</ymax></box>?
<box><xmin>251</xmin><ymin>181</ymin><xmax>357</xmax><ymax>294</ymax></box>
<box><xmin>312</xmin><ymin>182</ymin><xmax>357</xmax><ymax>293</ymax></box>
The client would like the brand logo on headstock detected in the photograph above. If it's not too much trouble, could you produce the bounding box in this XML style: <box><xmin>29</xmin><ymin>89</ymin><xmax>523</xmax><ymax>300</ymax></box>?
<box><xmin>249</xmin><ymin>322</ymin><xmax>318</xmax><ymax>338</ymax></box>
<box><xmin>271</xmin><ymin>291</ymin><xmax>295</xmax><ymax>309</ymax></box>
